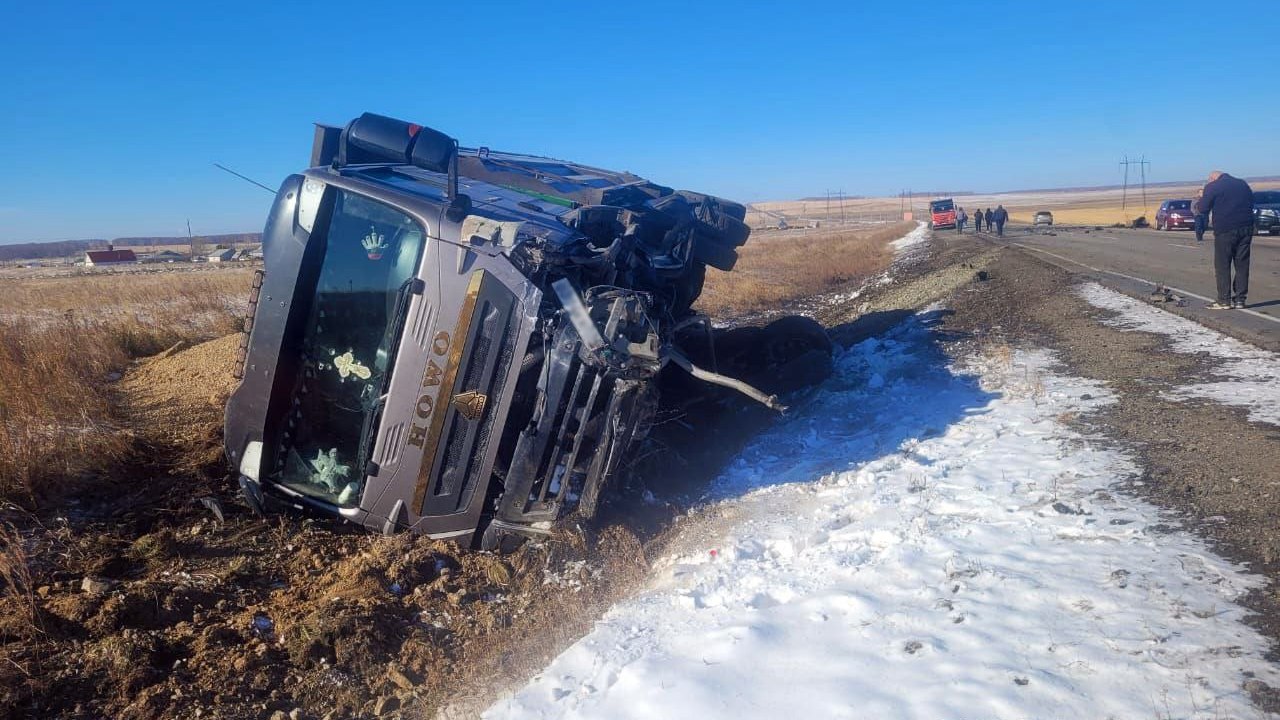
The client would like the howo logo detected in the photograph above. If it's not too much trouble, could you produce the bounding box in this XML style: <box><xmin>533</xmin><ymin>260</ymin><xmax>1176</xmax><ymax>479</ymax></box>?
<box><xmin>406</xmin><ymin>330</ymin><xmax>451</xmax><ymax>448</ymax></box>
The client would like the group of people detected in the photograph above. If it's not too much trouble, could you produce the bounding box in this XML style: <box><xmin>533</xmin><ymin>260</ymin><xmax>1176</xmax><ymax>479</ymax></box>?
<box><xmin>954</xmin><ymin>205</ymin><xmax>1008</xmax><ymax>236</ymax></box>
<box><xmin>1197</xmin><ymin>171</ymin><xmax>1255</xmax><ymax>310</ymax></box>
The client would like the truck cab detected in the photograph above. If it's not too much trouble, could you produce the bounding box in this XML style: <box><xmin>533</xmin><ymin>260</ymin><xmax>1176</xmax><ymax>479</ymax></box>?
<box><xmin>928</xmin><ymin>198</ymin><xmax>956</xmax><ymax>229</ymax></box>
<box><xmin>224</xmin><ymin>113</ymin><xmax>779</xmax><ymax>550</ymax></box>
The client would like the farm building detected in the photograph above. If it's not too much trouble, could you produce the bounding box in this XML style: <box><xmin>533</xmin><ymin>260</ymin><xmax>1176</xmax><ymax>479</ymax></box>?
<box><xmin>84</xmin><ymin>246</ymin><xmax>138</xmax><ymax>266</ymax></box>
<box><xmin>140</xmin><ymin>250</ymin><xmax>187</xmax><ymax>263</ymax></box>
<box><xmin>207</xmin><ymin>248</ymin><xmax>236</xmax><ymax>263</ymax></box>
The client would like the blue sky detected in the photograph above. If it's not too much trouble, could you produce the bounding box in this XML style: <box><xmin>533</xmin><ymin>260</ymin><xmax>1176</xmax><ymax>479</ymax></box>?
<box><xmin>1</xmin><ymin>0</ymin><xmax>1274</xmax><ymax>243</ymax></box>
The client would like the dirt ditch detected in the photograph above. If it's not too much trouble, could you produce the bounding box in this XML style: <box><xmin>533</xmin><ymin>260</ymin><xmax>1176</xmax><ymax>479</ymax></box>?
<box><xmin>0</xmin><ymin>233</ymin><xmax>1023</xmax><ymax>719</ymax></box>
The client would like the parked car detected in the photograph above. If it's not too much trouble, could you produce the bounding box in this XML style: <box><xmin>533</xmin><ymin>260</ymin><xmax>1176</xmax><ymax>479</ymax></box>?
<box><xmin>1254</xmin><ymin>190</ymin><xmax>1280</xmax><ymax>236</ymax></box>
<box><xmin>1033</xmin><ymin>211</ymin><xmax>1053</xmax><ymax>226</ymax></box>
<box><xmin>1155</xmin><ymin>200</ymin><xmax>1195</xmax><ymax>231</ymax></box>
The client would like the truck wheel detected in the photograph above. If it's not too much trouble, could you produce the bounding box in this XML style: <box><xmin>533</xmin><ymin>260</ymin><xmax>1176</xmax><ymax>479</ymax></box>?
<box><xmin>676</xmin><ymin>190</ymin><xmax>747</xmax><ymax>222</ymax></box>
<box><xmin>693</xmin><ymin>235</ymin><xmax>738</xmax><ymax>272</ymax></box>
<box><xmin>712</xmin><ymin>214</ymin><xmax>752</xmax><ymax>247</ymax></box>
<box><xmin>752</xmin><ymin>316</ymin><xmax>834</xmax><ymax>395</ymax></box>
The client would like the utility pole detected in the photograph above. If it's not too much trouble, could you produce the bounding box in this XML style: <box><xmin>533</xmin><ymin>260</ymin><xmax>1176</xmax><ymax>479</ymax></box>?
<box><xmin>1119</xmin><ymin>155</ymin><xmax>1151</xmax><ymax>214</ymax></box>
<box><xmin>838</xmin><ymin>190</ymin><xmax>846</xmax><ymax>224</ymax></box>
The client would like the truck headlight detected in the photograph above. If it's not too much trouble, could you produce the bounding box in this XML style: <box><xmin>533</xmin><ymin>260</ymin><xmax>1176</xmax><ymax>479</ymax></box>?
<box><xmin>239</xmin><ymin>440</ymin><xmax>264</xmax><ymax>481</ymax></box>
<box><xmin>1260</xmin><ymin>208</ymin><xmax>1278</xmax><ymax>218</ymax></box>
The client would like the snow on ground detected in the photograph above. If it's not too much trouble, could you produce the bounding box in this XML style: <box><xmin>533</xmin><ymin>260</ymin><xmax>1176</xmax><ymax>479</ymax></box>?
<box><xmin>487</xmin><ymin>312</ymin><xmax>1280</xmax><ymax>720</ymax></box>
<box><xmin>890</xmin><ymin>221</ymin><xmax>929</xmax><ymax>252</ymax></box>
<box><xmin>1080</xmin><ymin>282</ymin><xmax>1280</xmax><ymax>426</ymax></box>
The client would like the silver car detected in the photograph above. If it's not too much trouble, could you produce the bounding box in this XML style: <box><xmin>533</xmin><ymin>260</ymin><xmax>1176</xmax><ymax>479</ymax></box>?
<box><xmin>1033</xmin><ymin>211</ymin><xmax>1054</xmax><ymax>226</ymax></box>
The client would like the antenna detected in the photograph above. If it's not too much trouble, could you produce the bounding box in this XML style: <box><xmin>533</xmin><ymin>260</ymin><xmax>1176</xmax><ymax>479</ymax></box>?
<box><xmin>213</xmin><ymin>163</ymin><xmax>276</xmax><ymax>194</ymax></box>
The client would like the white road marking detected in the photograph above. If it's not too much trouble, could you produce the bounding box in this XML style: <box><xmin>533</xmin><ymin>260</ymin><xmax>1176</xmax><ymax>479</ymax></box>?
<box><xmin>1010</xmin><ymin>242</ymin><xmax>1280</xmax><ymax>326</ymax></box>
<box><xmin>1168</xmin><ymin>243</ymin><xmax>1201</xmax><ymax>250</ymax></box>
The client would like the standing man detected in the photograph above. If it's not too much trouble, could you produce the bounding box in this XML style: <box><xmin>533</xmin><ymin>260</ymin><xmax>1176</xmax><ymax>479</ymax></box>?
<box><xmin>1198</xmin><ymin>170</ymin><xmax>1254</xmax><ymax>309</ymax></box>
<box><xmin>956</xmin><ymin>207</ymin><xmax>968</xmax><ymax>233</ymax></box>
<box><xmin>973</xmin><ymin>207</ymin><xmax>984</xmax><ymax>233</ymax></box>
<box><xmin>1192</xmin><ymin>190</ymin><xmax>1208</xmax><ymax>243</ymax></box>
<box><xmin>984</xmin><ymin>208</ymin><xmax>994</xmax><ymax>233</ymax></box>
<box><xmin>993</xmin><ymin>205</ymin><xmax>1008</xmax><ymax>236</ymax></box>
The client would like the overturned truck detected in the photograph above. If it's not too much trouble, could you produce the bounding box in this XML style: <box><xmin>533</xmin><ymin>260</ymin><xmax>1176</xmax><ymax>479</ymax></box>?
<box><xmin>224</xmin><ymin>113</ymin><xmax>830</xmax><ymax>550</ymax></box>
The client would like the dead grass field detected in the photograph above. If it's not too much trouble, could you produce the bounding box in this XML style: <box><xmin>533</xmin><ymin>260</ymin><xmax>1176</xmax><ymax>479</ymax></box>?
<box><xmin>0</xmin><ymin>270</ymin><xmax>254</xmax><ymax>506</ymax></box>
<box><xmin>697</xmin><ymin>221</ymin><xmax>914</xmax><ymax>317</ymax></box>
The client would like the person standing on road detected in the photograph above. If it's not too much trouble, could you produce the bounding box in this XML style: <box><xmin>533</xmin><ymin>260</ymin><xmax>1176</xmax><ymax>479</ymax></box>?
<box><xmin>984</xmin><ymin>208</ymin><xmax>994</xmax><ymax>233</ymax></box>
<box><xmin>993</xmin><ymin>205</ymin><xmax>1008</xmax><ymax>236</ymax></box>
<box><xmin>1198</xmin><ymin>170</ymin><xmax>1255</xmax><ymax>309</ymax></box>
<box><xmin>956</xmin><ymin>207</ymin><xmax>968</xmax><ymax>233</ymax></box>
<box><xmin>973</xmin><ymin>207</ymin><xmax>984</xmax><ymax>233</ymax></box>
<box><xmin>1192</xmin><ymin>190</ymin><xmax>1208</xmax><ymax>243</ymax></box>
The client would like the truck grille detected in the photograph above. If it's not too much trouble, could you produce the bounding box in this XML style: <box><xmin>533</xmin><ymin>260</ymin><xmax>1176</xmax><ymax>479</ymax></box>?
<box><xmin>419</xmin><ymin>272</ymin><xmax>519</xmax><ymax>516</ymax></box>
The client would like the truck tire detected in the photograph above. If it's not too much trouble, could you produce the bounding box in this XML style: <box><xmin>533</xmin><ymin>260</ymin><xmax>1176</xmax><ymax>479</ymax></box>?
<box><xmin>693</xmin><ymin>234</ymin><xmax>738</xmax><ymax>272</ymax></box>
<box><xmin>712</xmin><ymin>214</ymin><xmax>751</xmax><ymax>247</ymax></box>
<box><xmin>676</xmin><ymin>190</ymin><xmax>747</xmax><ymax>222</ymax></box>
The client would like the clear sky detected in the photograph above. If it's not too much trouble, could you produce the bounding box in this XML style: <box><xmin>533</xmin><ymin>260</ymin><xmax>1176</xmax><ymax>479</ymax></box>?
<box><xmin>1</xmin><ymin>0</ymin><xmax>1274</xmax><ymax>244</ymax></box>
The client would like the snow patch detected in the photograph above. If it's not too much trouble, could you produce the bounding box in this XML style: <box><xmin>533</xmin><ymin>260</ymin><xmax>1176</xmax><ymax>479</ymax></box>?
<box><xmin>890</xmin><ymin>220</ymin><xmax>930</xmax><ymax>252</ymax></box>
<box><xmin>1080</xmin><ymin>282</ymin><xmax>1280</xmax><ymax>425</ymax></box>
<box><xmin>487</xmin><ymin>314</ymin><xmax>1280</xmax><ymax>719</ymax></box>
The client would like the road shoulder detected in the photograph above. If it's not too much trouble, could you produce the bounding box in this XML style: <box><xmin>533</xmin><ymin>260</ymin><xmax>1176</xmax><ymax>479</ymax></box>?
<box><xmin>936</xmin><ymin>235</ymin><xmax>1280</xmax><ymax>691</ymax></box>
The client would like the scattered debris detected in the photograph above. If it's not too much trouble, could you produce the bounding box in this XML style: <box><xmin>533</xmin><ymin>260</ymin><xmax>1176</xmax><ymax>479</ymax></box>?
<box><xmin>80</xmin><ymin>576</ymin><xmax>114</xmax><ymax>595</ymax></box>
<box><xmin>196</xmin><ymin>495</ymin><xmax>225</xmax><ymax>523</ymax></box>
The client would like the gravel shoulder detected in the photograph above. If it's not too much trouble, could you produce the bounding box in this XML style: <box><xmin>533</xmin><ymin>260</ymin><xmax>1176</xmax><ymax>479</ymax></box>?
<box><xmin>932</xmin><ymin>233</ymin><xmax>1280</xmax><ymax>676</ymax></box>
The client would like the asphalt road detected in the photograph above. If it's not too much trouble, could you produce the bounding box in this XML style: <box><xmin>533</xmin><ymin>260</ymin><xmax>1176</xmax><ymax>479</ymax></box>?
<box><xmin>975</xmin><ymin>224</ymin><xmax>1280</xmax><ymax>350</ymax></box>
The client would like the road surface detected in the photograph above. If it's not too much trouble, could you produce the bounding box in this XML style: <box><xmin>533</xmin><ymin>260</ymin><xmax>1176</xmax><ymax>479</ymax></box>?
<box><xmin>976</xmin><ymin>224</ymin><xmax>1280</xmax><ymax>350</ymax></box>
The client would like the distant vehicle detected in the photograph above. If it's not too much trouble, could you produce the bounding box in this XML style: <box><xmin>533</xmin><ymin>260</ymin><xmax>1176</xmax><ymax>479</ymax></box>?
<box><xmin>1254</xmin><ymin>190</ymin><xmax>1280</xmax><ymax>236</ymax></box>
<box><xmin>1154</xmin><ymin>199</ymin><xmax>1195</xmax><ymax>231</ymax></box>
<box><xmin>1033</xmin><ymin>211</ymin><xmax>1054</xmax><ymax>226</ymax></box>
<box><xmin>928</xmin><ymin>198</ymin><xmax>956</xmax><ymax>229</ymax></box>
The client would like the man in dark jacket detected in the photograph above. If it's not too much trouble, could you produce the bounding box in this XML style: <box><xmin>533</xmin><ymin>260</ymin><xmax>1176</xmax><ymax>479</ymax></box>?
<box><xmin>973</xmin><ymin>207</ymin><xmax>984</xmax><ymax>232</ymax></box>
<box><xmin>993</xmin><ymin>205</ymin><xmax>1008</xmax><ymax>236</ymax></box>
<box><xmin>984</xmin><ymin>208</ymin><xmax>994</xmax><ymax>233</ymax></box>
<box><xmin>1198</xmin><ymin>171</ymin><xmax>1255</xmax><ymax>309</ymax></box>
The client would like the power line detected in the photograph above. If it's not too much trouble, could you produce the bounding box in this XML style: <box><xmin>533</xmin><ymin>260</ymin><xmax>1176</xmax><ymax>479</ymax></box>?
<box><xmin>1119</xmin><ymin>155</ymin><xmax>1151</xmax><ymax>214</ymax></box>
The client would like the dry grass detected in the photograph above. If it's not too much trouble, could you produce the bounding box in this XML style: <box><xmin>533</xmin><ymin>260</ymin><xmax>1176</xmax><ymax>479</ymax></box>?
<box><xmin>0</xmin><ymin>270</ymin><xmax>254</xmax><ymax>506</ymax></box>
<box><xmin>696</xmin><ymin>221</ymin><xmax>914</xmax><ymax>317</ymax></box>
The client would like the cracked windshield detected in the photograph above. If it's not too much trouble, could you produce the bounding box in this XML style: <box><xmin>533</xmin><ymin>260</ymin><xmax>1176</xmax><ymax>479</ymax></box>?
<box><xmin>275</xmin><ymin>190</ymin><xmax>425</xmax><ymax>506</ymax></box>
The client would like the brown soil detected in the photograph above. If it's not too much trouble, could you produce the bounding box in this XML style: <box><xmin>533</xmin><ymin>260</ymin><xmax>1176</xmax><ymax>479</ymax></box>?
<box><xmin>120</xmin><ymin>334</ymin><xmax>242</xmax><ymax>471</ymax></box>
<box><xmin>0</xmin><ymin>335</ymin><xmax>652</xmax><ymax>720</ymax></box>
<box><xmin>9</xmin><ymin>228</ymin><xmax>1277</xmax><ymax>718</ymax></box>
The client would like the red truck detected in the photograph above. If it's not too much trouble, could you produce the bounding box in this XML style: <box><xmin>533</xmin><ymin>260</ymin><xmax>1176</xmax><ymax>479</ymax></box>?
<box><xmin>929</xmin><ymin>198</ymin><xmax>956</xmax><ymax>229</ymax></box>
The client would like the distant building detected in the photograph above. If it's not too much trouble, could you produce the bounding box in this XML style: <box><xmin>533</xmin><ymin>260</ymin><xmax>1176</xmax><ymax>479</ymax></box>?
<box><xmin>207</xmin><ymin>248</ymin><xmax>236</xmax><ymax>263</ymax></box>
<box><xmin>84</xmin><ymin>245</ymin><xmax>138</xmax><ymax>266</ymax></box>
<box><xmin>139</xmin><ymin>250</ymin><xmax>187</xmax><ymax>263</ymax></box>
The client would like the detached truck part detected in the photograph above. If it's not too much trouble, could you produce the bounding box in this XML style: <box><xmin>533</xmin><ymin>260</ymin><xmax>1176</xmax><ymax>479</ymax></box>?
<box><xmin>224</xmin><ymin>113</ymin><xmax>824</xmax><ymax>550</ymax></box>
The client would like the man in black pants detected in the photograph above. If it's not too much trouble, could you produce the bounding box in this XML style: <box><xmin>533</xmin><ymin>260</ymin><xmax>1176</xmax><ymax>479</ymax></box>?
<box><xmin>993</xmin><ymin>205</ymin><xmax>1008</xmax><ymax>236</ymax></box>
<box><xmin>1197</xmin><ymin>170</ymin><xmax>1255</xmax><ymax>309</ymax></box>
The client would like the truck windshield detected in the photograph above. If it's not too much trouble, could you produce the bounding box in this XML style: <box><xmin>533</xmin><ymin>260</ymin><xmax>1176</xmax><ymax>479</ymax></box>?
<box><xmin>274</xmin><ymin>189</ymin><xmax>426</xmax><ymax>506</ymax></box>
<box><xmin>930</xmin><ymin>200</ymin><xmax>954</xmax><ymax>212</ymax></box>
